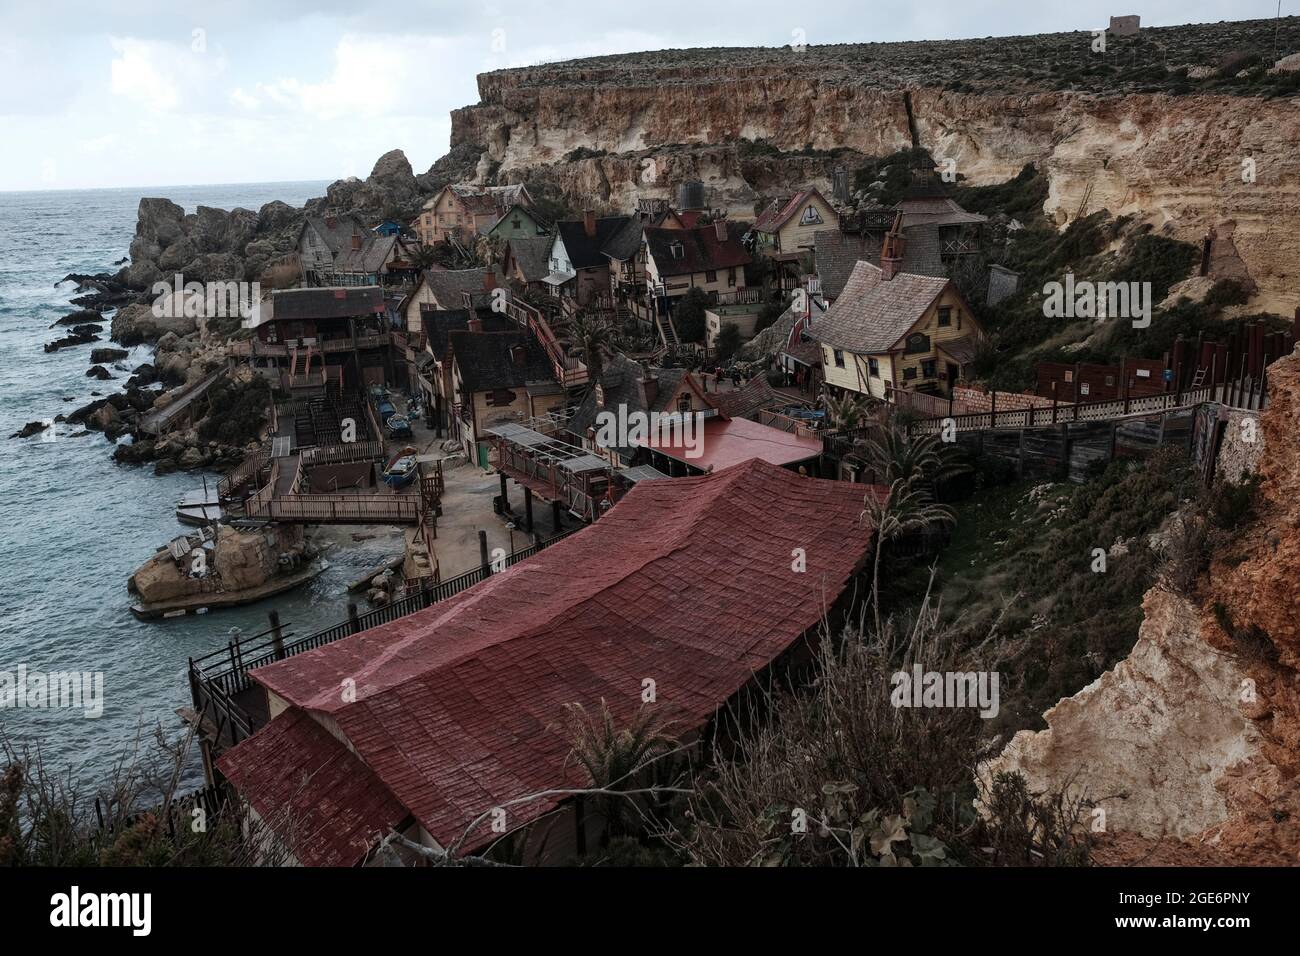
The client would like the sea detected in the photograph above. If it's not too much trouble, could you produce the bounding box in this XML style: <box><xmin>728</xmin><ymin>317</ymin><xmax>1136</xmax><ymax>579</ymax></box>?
<box><xmin>0</xmin><ymin>181</ymin><xmax>405</xmax><ymax>792</ymax></box>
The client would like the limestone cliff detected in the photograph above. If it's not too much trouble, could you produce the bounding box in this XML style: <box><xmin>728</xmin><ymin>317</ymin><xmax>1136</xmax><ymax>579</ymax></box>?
<box><xmin>451</xmin><ymin>17</ymin><xmax>1300</xmax><ymax>310</ymax></box>
<box><xmin>981</xmin><ymin>351</ymin><xmax>1300</xmax><ymax>864</ymax></box>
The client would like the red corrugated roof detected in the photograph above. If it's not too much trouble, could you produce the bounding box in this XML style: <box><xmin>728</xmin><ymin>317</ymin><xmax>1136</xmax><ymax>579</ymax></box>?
<box><xmin>653</xmin><ymin>415</ymin><xmax>822</xmax><ymax>471</ymax></box>
<box><xmin>217</xmin><ymin>708</ymin><xmax>409</xmax><ymax>866</ymax></box>
<box><xmin>220</xmin><ymin>459</ymin><xmax>877</xmax><ymax>856</ymax></box>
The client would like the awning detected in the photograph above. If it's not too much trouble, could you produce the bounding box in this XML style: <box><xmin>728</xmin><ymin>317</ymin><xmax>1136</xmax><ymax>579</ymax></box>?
<box><xmin>542</xmin><ymin>271</ymin><xmax>575</xmax><ymax>286</ymax></box>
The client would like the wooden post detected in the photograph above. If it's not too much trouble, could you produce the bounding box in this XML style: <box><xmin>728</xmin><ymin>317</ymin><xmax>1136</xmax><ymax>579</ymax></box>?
<box><xmin>524</xmin><ymin>486</ymin><xmax>534</xmax><ymax>533</ymax></box>
<box><xmin>269</xmin><ymin>610</ymin><xmax>285</xmax><ymax>661</ymax></box>
<box><xmin>552</xmin><ymin>498</ymin><xmax>562</xmax><ymax>532</ymax></box>
<box><xmin>1017</xmin><ymin>428</ymin><xmax>1026</xmax><ymax>478</ymax></box>
<box><xmin>347</xmin><ymin>602</ymin><xmax>361</xmax><ymax>634</ymax></box>
<box><xmin>478</xmin><ymin>530</ymin><xmax>491</xmax><ymax>576</ymax></box>
<box><xmin>499</xmin><ymin>472</ymin><xmax>508</xmax><ymax>513</ymax></box>
<box><xmin>990</xmin><ymin>390</ymin><xmax>997</xmax><ymax>429</ymax></box>
<box><xmin>1059</xmin><ymin>423</ymin><xmax>1070</xmax><ymax>480</ymax></box>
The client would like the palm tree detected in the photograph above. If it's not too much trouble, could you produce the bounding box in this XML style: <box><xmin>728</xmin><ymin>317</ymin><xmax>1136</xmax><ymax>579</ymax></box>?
<box><xmin>561</xmin><ymin>313</ymin><xmax>616</xmax><ymax>386</ymax></box>
<box><xmin>860</xmin><ymin>476</ymin><xmax>956</xmax><ymax>636</ymax></box>
<box><xmin>563</xmin><ymin>701</ymin><xmax>677</xmax><ymax>846</ymax></box>
<box><xmin>853</xmin><ymin>423</ymin><xmax>970</xmax><ymax>488</ymax></box>
<box><xmin>410</xmin><ymin>244</ymin><xmax>439</xmax><ymax>271</ymax></box>
<box><xmin>825</xmin><ymin>391</ymin><xmax>871</xmax><ymax>431</ymax></box>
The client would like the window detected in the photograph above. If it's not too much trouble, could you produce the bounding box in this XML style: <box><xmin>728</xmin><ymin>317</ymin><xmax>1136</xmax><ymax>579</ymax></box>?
<box><xmin>728</xmin><ymin>268</ymin><xmax>737</xmax><ymax>287</ymax></box>
<box><xmin>937</xmin><ymin>307</ymin><xmax>951</xmax><ymax>328</ymax></box>
<box><xmin>487</xmin><ymin>388</ymin><xmax>517</xmax><ymax>407</ymax></box>
<box><xmin>868</xmin><ymin>357</ymin><xmax>880</xmax><ymax>378</ymax></box>
<box><xmin>904</xmin><ymin>333</ymin><xmax>930</xmax><ymax>355</ymax></box>
<box><xmin>512</xmin><ymin>219</ymin><xmax>521</xmax><ymax>230</ymax></box>
<box><xmin>1064</xmin><ymin>370</ymin><xmax>1074</xmax><ymax>383</ymax></box>
<box><xmin>832</xmin><ymin>349</ymin><xmax>846</xmax><ymax>369</ymax></box>
<box><xmin>921</xmin><ymin>359</ymin><xmax>936</xmax><ymax>378</ymax></box>
<box><xmin>1105</xmin><ymin>375</ymin><xmax>1115</xmax><ymax>387</ymax></box>
<box><xmin>903</xmin><ymin>367</ymin><xmax>918</xmax><ymax>381</ymax></box>
<box><xmin>677</xmin><ymin>392</ymin><xmax>692</xmax><ymax>412</ymax></box>
<box><xmin>706</xmin><ymin>270</ymin><xmax>717</xmax><ymax>283</ymax></box>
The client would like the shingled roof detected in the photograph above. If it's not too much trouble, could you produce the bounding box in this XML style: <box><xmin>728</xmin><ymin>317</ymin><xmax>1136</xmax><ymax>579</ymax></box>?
<box><xmin>555</xmin><ymin>216</ymin><xmax>636</xmax><ymax>269</ymax></box>
<box><xmin>422</xmin><ymin>266</ymin><xmax>505</xmax><ymax>309</ymax></box>
<box><xmin>217</xmin><ymin>458</ymin><xmax>879</xmax><ymax>859</ymax></box>
<box><xmin>753</xmin><ymin>187</ymin><xmax>831</xmax><ymax>234</ymax></box>
<box><xmin>643</xmin><ymin>223</ymin><xmax>750</xmax><ymax>277</ymax></box>
<box><xmin>448</xmin><ymin>329</ymin><xmax>554</xmax><ymax>392</ymax></box>
<box><xmin>810</xmin><ymin>260</ymin><xmax>950</xmax><ymax>354</ymax></box>
<box><xmin>420</xmin><ymin>307</ymin><xmax>512</xmax><ymax>360</ymax></box>
<box><xmin>568</xmin><ymin>355</ymin><xmax>694</xmax><ymax>456</ymax></box>
<box><xmin>268</xmin><ymin>286</ymin><xmax>385</xmax><ymax>322</ymax></box>
<box><xmin>814</xmin><ymin>224</ymin><xmax>946</xmax><ymax>299</ymax></box>
<box><xmin>507</xmin><ymin>236</ymin><xmax>555</xmax><ymax>282</ymax></box>
<box><xmin>302</xmin><ymin>215</ymin><xmax>368</xmax><ymax>255</ymax></box>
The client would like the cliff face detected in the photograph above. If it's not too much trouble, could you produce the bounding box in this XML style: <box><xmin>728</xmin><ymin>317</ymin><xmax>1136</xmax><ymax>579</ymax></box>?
<box><xmin>451</xmin><ymin>18</ymin><xmax>1300</xmax><ymax>309</ymax></box>
<box><xmin>981</xmin><ymin>351</ymin><xmax>1300</xmax><ymax>864</ymax></box>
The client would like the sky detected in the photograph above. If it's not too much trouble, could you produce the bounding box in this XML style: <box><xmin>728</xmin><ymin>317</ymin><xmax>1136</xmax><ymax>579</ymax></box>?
<box><xmin>0</xmin><ymin>0</ymin><xmax>1285</xmax><ymax>191</ymax></box>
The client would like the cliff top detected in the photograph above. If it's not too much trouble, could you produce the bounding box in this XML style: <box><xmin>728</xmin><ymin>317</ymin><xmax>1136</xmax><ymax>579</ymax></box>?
<box><xmin>477</xmin><ymin>15</ymin><xmax>1300</xmax><ymax>98</ymax></box>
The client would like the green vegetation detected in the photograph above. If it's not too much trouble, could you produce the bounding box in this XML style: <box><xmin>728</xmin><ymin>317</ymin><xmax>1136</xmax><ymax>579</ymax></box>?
<box><xmin>197</xmin><ymin>374</ymin><xmax>269</xmax><ymax>446</ymax></box>
<box><xmin>713</xmin><ymin>323</ymin><xmax>743</xmax><ymax>364</ymax></box>
<box><xmin>852</xmin><ymin>147</ymin><xmax>931</xmax><ymax>205</ymax></box>
<box><xmin>671</xmin><ymin>287</ymin><xmax>710</xmax><ymax>344</ymax></box>
<box><xmin>884</xmin><ymin>447</ymin><xmax>1198</xmax><ymax>731</ymax></box>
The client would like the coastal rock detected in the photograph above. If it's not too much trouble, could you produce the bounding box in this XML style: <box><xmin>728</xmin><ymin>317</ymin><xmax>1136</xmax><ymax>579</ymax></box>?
<box><xmin>45</xmin><ymin>324</ymin><xmax>102</xmax><ymax>352</ymax></box>
<box><xmin>49</xmin><ymin>308</ymin><xmax>104</xmax><ymax>328</ymax></box>
<box><xmin>110</xmin><ymin>301</ymin><xmax>196</xmax><ymax>345</ymax></box>
<box><xmin>178</xmin><ymin>251</ymin><xmax>244</xmax><ymax>285</ymax></box>
<box><xmin>90</xmin><ymin>347</ymin><xmax>130</xmax><ymax>364</ymax></box>
<box><xmin>86</xmin><ymin>365</ymin><xmax>113</xmax><ymax>380</ymax></box>
<box><xmin>257</xmin><ymin>200</ymin><xmax>298</xmax><ymax>232</ymax></box>
<box><xmin>112</xmin><ymin>439</ymin><xmax>155</xmax><ymax>464</ymax></box>
<box><xmin>9</xmin><ymin>420</ymin><xmax>50</xmax><ymax>439</ymax></box>
<box><xmin>158</xmin><ymin>236</ymin><xmax>197</xmax><ymax>271</ymax></box>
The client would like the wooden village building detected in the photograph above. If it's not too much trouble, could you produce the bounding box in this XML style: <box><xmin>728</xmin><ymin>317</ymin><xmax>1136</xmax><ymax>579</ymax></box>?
<box><xmin>297</xmin><ymin>215</ymin><xmax>418</xmax><ymax>287</ymax></box>
<box><xmin>234</xmin><ymin>286</ymin><xmax>398</xmax><ymax>395</ymax></box>
<box><xmin>413</xmin><ymin>184</ymin><xmax>533</xmax><ymax>246</ymax></box>
<box><xmin>811</xmin><ymin>234</ymin><xmax>985</xmax><ymax>402</ymax></box>
<box><xmin>216</xmin><ymin>459</ymin><xmax>879</xmax><ymax>866</ymax></box>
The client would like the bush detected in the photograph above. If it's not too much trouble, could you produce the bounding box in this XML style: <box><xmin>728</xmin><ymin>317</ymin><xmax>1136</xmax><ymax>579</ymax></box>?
<box><xmin>671</xmin><ymin>287</ymin><xmax>710</xmax><ymax>344</ymax></box>
<box><xmin>197</xmin><ymin>375</ymin><xmax>270</xmax><ymax>445</ymax></box>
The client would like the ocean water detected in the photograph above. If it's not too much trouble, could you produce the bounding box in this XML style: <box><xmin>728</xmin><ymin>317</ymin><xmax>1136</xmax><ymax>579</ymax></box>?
<box><xmin>0</xmin><ymin>181</ymin><xmax>405</xmax><ymax>789</ymax></box>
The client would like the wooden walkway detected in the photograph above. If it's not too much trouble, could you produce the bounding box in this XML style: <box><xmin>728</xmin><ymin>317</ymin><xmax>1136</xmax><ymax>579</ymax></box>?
<box><xmin>137</xmin><ymin>369</ymin><xmax>225</xmax><ymax>436</ymax></box>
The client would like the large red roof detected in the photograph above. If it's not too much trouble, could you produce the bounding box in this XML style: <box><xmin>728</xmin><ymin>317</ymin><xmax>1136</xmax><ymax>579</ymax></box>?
<box><xmin>653</xmin><ymin>415</ymin><xmax>822</xmax><ymax>471</ymax></box>
<box><xmin>219</xmin><ymin>459</ymin><xmax>877</xmax><ymax>857</ymax></box>
<box><xmin>218</xmin><ymin>708</ymin><xmax>409</xmax><ymax>866</ymax></box>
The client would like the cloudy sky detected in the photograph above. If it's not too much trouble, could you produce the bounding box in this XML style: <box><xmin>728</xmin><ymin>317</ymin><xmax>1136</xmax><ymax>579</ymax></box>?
<box><xmin>0</xmin><ymin>1</ymin><xmax>1278</xmax><ymax>191</ymax></box>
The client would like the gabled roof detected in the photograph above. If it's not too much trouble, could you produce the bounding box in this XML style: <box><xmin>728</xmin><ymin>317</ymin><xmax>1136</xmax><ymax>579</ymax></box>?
<box><xmin>555</xmin><ymin>216</ymin><xmax>636</xmax><ymax>270</ymax></box>
<box><xmin>710</xmin><ymin>374</ymin><xmax>784</xmax><ymax>420</ymax></box>
<box><xmin>489</xmin><ymin>203</ymin><xmax>551</xmax><ymax>236</ymax></box>
<box><xmin>332</xmin><ymin>234</ymin><xmax>399</xmax><ymax>275</ymax></box>
<box><xmin>301</xmin><ymin>215</ymin><xmax>368</xmax><ymax>254</ymax></box>
<box><xmin>643</xmin><ymin>223</ymin><xmax>750</xmax><ymax>277</ymax></box>
<box><xmin>420</xmin><ymin>307</ymin><xmax>511</xmax><ymax>360</ymax></box>
<box><xmin>427</xmin><ymin>183</ymin><xmax>532</xmax><ymax>217</ymax></box>
<box><xmin>505</xmin><ymin>236</ymin><xmax>555</xmax><ymax>282</ymax></box>
<box><xmin>421</xmin><ymin>266</ymin><xmax>504</xmax><ymax>309</ymax></box>
<box><xmin>814</xmin><ymin>224</ymin><xmax>947</xmax><ymax>299</ymax></box>
<box><xmin>268</xmin><ymin>286</ymin><xmax>385</xmax><ymax>322</ymax></box>
<box><xmin>753</xmin><ymin>187</ymin><xmax>833</xmax><ymax>234</ymax></box>
<box><xmin>600</xmin><ymin>216</ymin><xmax>646</xmax><ymax>262</ymax></box>
<box><xmin>810</xmin><ymin>260</ymin><xmax>951</xmax><ymax>355</ymax></box>
<box><xmin>568</xmin><ymin>354</ymin><xmax>691</xmax><ymax>442</ymax></box>
<box><xmin>448</xmin><ymin>329</ymin><xmax>554</xmax><ymax>392</ymax></box>
<box><xmin>219</xmin><ymin>458</ymin><xmax>879</xmax><ymax>855</ymax></box>
<box><xmin>896</xmin><ymin>196</ymin><xmax>988</xmax><ymax>228</ymax></box>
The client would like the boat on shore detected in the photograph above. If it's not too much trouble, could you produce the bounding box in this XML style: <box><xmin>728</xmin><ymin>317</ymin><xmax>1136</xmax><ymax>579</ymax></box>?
<box><xmin>382</xmin><ymin>446</ymin><xmax>419</xmax><ymax>487</ymax></box>
<box><xmin>176</xmin><ymin>487</ymin><xmax>222</xmax><ymax>526</ymax></box>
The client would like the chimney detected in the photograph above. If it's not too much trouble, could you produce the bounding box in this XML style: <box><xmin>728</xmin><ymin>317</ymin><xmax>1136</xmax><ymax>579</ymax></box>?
<box><xmin>325</xmin><ymin>215</ymin><xmax>337</xmax><ymax>229</ymax></box>
<box><xmin>714</xmin><ymin>220</ymin><xmax>728</xmax><ymax>242</ymax></box>
<box><xmin>641</xmin><ymin>372</ymin><xmax>658</xmax><ymax>407</ymax></box>
<box><xmin>583</xmin><ymin>209</ymin><xmax>596</xmax><ymax>237</ymax></box>
<box><xmin>880</xmin><ymin>212</ymin><xmax>905</xmax><ymax>282</ymax></box>
<box><xmin>483</xmin><ymin>270</ymin><xmax>497</xmax><ymax>291</ymax></box>
<box><xmin>351</xmin><ymin>231</ymin><xmax>361</xmax><ymax>251</ymax></box>
<box><xmin>467</xmin><ymin>315</ymin><xmax>483</xmax><ymax>333</ymax></box>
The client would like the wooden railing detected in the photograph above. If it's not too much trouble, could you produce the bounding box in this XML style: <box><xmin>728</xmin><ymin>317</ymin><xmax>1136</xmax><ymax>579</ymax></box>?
<box><xmin>245</xmin><ymin>490</ymin><xmax>422</xmax><ymax>524</ymax></box>
<box><xmin>501</xmin><ymin>295</ymin><xmax>589</xmax><ymax>388</ymax></box>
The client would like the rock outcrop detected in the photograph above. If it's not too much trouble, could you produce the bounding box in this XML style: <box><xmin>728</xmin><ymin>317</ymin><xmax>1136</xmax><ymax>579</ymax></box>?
<box><xmin>981</xmin><ymin>349</ymin><xmax>1300</xmax><ymax>864</ymax></box>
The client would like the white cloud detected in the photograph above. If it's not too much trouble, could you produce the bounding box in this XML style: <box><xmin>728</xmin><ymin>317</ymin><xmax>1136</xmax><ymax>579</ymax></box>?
<box><xmin>108</xmin><ymin>36</ymin><xmax>228</xmax><ymax>112</ymax></box>
<box><xmin>234</xmin><ymin>34</ymin><xmax>458</xmax><ymax>120</ymax></box>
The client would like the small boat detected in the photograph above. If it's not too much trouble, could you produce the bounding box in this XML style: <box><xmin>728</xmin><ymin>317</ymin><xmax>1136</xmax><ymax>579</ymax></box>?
<box><xmin>176</xmin><ymin>487</ymin><xmax>222</xmax><ymax>526</ymax></box>
<box><xmin>382</xmin><ymin>446</ymin><xmax>420</xmax><ymax>487</ymax></box>
<box><xmin>386</xmin><ymin>413</ymin><xmax>413</xmax><ymax>439</ymax></box>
